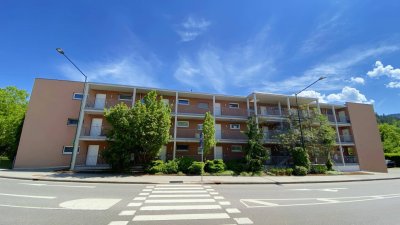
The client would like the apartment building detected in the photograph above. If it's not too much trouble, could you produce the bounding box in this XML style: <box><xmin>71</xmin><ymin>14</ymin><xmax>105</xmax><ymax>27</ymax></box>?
<box><xmin>14</xmin><ymin>78</ymin><xmax>387</xmax><ymax>172</ymax></box>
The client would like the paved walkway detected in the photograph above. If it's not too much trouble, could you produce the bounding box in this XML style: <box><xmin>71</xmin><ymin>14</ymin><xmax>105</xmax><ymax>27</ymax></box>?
<box><xmin>1</xmin><ymin>168</ymin><xmax>399</xmax><ymax>184</ymax></box>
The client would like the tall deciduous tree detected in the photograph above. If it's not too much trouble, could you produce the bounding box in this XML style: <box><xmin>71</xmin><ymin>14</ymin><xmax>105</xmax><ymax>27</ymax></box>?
<box><xmin>279</xmin><ymin>107</ymin><xmax>337</xmax><ymax>164</ymax></box>
<box><xmin>244</xmin><ymin>116</ymin><xmax>269</xmax><ymax>172</ymax></box>
<box><xmin>379</xmin><ymin>123</ymin><xmax>400</xmax><ymax>153</ymax></box>
<box><xmin>0</xmin><ymin>86</ymin><xmax>28</xmax><ymax>159</ymax></box>
<box><xmin>103</xmin><ymin>90</ymin><xmax>171</xmax><ymax>171</ymax></box>
<box><xmin>202</xmin><ymin>112</ymin><xmax>216</xmax><ymax>160</ymax></box>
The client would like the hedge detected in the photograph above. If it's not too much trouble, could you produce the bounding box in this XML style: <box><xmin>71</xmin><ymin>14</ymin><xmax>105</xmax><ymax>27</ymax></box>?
<box><xmin>268</xmin><ymin>167</ymin><xmax>293</xmax><ymax>176</ymax></box>
<box><xmin>204</xmin><ymin>159</ymin><xmax>226</xmax><ymax>173</ymax></box>
<box><xmin>385</xmin><ymin>153</ymin><xmax>400</xmax><ymax>166</ymax></box>
<box><xmin>309</xmin><ymin>164</ymin><xmax>327</xmax><ymax>174</ymax></box>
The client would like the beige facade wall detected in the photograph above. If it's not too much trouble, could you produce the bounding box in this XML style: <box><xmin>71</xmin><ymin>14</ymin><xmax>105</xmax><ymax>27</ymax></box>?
<box><xmin>14</xmin><ymin>79</ymin><xmax>83</xmax><ymax>168</ymax></box>
<box><xmin>347</xmin><ymin>102</ymin><xmax>387</xmax><ymax>172</ymax></box>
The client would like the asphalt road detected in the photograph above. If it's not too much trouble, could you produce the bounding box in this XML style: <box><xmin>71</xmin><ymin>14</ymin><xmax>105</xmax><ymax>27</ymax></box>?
<box><xmin>0</xmin><ymin>177</ymin><xmax>399</xmax><ymax>225</ymax></box>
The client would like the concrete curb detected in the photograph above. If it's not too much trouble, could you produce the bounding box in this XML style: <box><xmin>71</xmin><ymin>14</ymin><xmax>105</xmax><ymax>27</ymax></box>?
<box><xmin>2</xmin><ymin>175</ymin><xmax>400</xmax><ymax>185</ymax></box>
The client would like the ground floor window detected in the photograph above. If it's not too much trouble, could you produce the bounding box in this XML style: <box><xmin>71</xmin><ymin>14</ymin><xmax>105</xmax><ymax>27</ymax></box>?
<box><xmin>177</xmin><ymin>145</ymin><xmax>189</xmax><ymax>151</ymax></box>
<box><xmin>231</xmin><ymin>145</ymin><xmax>243</xmax><ymax>152</ymax></box>
<box><xmin>62</xmin><ymin>146</ymin><xmax>80</xmax><ymax>155</ymax></box>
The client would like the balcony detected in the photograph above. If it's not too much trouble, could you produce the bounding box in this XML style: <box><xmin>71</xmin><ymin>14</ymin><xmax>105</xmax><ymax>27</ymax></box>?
<box><xmin>218</xmin><ymin>106</ymin><xmax>248</xmax><ymax>118</ymax></box>
<box><xmin>337</xmin><ymin>135</ymin><xmax>354</xmax><ymax>144</ymax></box>
<box><xmin>221</xmin><ymin>130</ymin><xmax>247</xmax><ymax>141</ymax></box>
<box><xmin>177</xmin><ymin>105</ymin><xmax>212</xmax><ymax>116</ymax></box>
<box><xmin>80</xmin><ymin>125</ymin><xmax>110</xmax><ymax>141</ymax></box>
<box><xmin>263</xmin><ymin>130</ymin><xmax>283</xmax><ymax>143</ymax></box>
<box><xmin>85</xmin><ymin>98</ymin><xmax>132</xmax><ymax>111</ymax></box>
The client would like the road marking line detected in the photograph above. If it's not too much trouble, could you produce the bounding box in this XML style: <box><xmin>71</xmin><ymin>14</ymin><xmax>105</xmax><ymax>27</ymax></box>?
<box><xmin>59</xmin><ymin>198</ymin><xmax>120</xmax><ymax>210</ymax></box>
<box><xmin>132</xmin><ymin>213</ymin><xmax>230</xmax><ymax>221</ymax></box>
<box><xmin>204</xmin><ymin>186</ymin><xmax>212</xmax><ymax>188</ymax></box>
<box><xmin>214</xmin><ymin>196</ymin><xmax>225</xmax><ymax>200</ymax></box>
<box><xmin>206</xmin><ymin>189</ymin><xmax>215</xmax><ymax>191</ymax></box>
<box><xmin>156</xmin><ymin>184</ymin><xmax>202</xmax><ymax>187</ymax></box>
<box><xmin>20</xmin><ymin>183</ymin><xmax>95</xmax><ymax>188</ymax></box>
<box><xmin>234</xmin><ymin>217</ymin><xmax>254</xmax><ymax>224</ymax></box>
<box><xmin>139</xmin><ymin>193</ymin><xmax>150</xmax><ymax>196</ymax></box>
<box><xmin>219</xmin><ymin>201</ymin><xmax>231</xmax><ymax>205</ymax></box>
<box><xmin>317</xmin><ymin>198</ymin><xmax>340</xmax><ymax>203</ymax></box>
<box><xmin>0</xmin><ymin>193</ymin><xmax>56</xmax><ymax>199</ymax></box>
<box><xmin>0</xmin><ymin>204</ymin><xmax>63</xmax><ymax>210</ymax></box>
<box><xmin>142</xmin><ymin>189</ymin><xmax>152</xmax><ymax>192</ymax></box>
<box><xmin>152</xmin><ymin>190</ymin><xmax>207</xmax><ymax>193</ymax></box>
<box><xmin>108</xmin><ymin>221</ymin><xmax>129</xmax><ymax>225</ymax></box>
<box><xmin>149</xmin><ymin>194</ymin><xmax>210</xmax><ymax>198</ymax></box>
<box><xmin>154</xmin><ymin>187</ymin><xmax>204</xmax><ymax>190</ymax></box>
<box><xmin>127</xmin><ymin>202</ymin><xmax>142</xmax><ymax>207</ymax></box>
<box><xmin>145</xmin><ymin>199</ymin><xmax>215</xmax><ymax>203</ymax></box>
<box><xmin>119</xmin><ymin>210</ymin><xmax>136</xmax><ymax>216</ymax></box>
<box><xmin>145</xmin><ymin>186</ymin><xmax>154</xmax><ymax>188</ymax></box>
<box><xmin>140</xmin><ymin>205</ymin><xmax>222</xmax><ymax>210</ymax></box>
<box><xmin>226</xmin><ymin>208</ymin><xmax>241</xmax><ymax>213</ymax></box>
<box><xmin>133</xmin><ymin>197</ymin><xmax>146</xmax><ymax>201</ymax></box>
<box><xmin>210</xmin><ymin>192</ymin><xmax>219</xmax><ymax>195</ymax></box>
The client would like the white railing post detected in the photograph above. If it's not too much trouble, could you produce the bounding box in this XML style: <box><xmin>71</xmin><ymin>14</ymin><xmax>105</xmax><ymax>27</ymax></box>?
<box><xmin>332</xmin><ymin>105</ymin><xmax>345</xmax><ymax>166</ymax></box>
<box><xmin>173</xmin><ymin>92</ymin><xmax>178</xmax><ymax>160</ymax></box>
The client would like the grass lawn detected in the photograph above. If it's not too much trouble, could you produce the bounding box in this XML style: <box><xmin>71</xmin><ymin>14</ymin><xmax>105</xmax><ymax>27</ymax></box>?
<box><xmin>0</xmin><ymin>156</ymin><xmax>12</xmax><ymax>169</ymax></box>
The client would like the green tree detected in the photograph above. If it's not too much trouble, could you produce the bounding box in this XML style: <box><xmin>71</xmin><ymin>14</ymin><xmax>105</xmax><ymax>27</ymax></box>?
<box><xmin>279</xmin><ymin>107</ymin><xmax>336</xmax><ymax>165</ymax></box>
<box><xmin>0</xmin><ymin>86</ymin><xmax>29</xmax><ymax>160</ymax></box>
<box><xmin>244</xmin><ymin>116</ymin><xmax>269</xmax><ymax>172</ymax></box>
<box><xmin>379</xmin><ymin>123</ymin><xmax>400</xmax><ymax>153</ymax></box>
<box><xmin>103</xmin><ymin>90</ymin><xmax>171</xmax><ymax>171</ymax></box>
<box><xmin>202</xmin><ymin>112</ymin><xmax>216</xmax><ymax>160</ymax></box>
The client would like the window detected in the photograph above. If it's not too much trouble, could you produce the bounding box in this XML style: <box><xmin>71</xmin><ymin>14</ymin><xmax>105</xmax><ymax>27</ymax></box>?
<box><xmin>177</xmin><ymin>145</ymin><xmax>189</xmax><ymax>151</ymax></box>
<box><xmin>230</xmin><ymin>124</ymin><xmax>240</xmax><ymax>129</ymax></box>
<box><xmin>67</xmin><ymin>118</ymin><xmax>79</xmax><ymax>126</ymax></box>
<box><xmin>118</xmin><ymin>94</ymin><xmax>132</xmax><ymax>101</ymax></box>
<box><xmin>73</xmin><ymin>93</ymin><xmax>83</xmax><ymax>100</ymax></box>
<box><xmin>229</xmin><ymin>103</ymin><xmax>239</xmax><ymax>109</ymax></box>
<box><xmin>178</xmin><ymin>99</ymin><xmax>190</xmax><ymax>105</ymax></box>
<box><xmin>197</xmin><ymin>124</ymin><xmax>203</xmax><ymax>130</ymax></box>
<box><xmin>231</xmin><ymin>145</ymin><xmax>242</xmax><ymax>152</ymax></box>
<box><xmin>197</xmin><ymin>102</ymin><xmax>209</xmax><ymax>109</ymax></box>
<box><xmin>177</xmin><ymin>121</ymin><xmax>189</xmax><ymax>127</ymax></box>
<box><xmin>62</xmin><ymin>146</ymin><xmax>80</xmax><ymax>155</ymax></box>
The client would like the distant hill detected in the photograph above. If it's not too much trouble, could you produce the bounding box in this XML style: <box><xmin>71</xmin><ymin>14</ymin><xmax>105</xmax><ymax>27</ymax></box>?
<box><xmin>377</xmin><ymin>113</ymin><xmax>400</xmax><ymax>126</ymax></box>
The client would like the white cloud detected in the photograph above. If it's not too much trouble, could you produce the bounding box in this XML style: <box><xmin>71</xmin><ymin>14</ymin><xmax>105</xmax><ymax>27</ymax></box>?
<box><xmin>298</xmin><ymin>90</ymin><xmax>327</xmax><ymax>103</ymax></box>
<box><xmin>59</xmin><ymin>54</ymin><xmax>160</xmax><ymax>87</ymax></box>
<box><xmin>261</xmin><ymin>45</ymin><xmax>399</xmax><ymax>93</ymax></box>
<box><xmin>350</xmin><ymin>77</ymin><xmax>365</xmax><ymax>85</ymax></box>
<box><xmin>386</xmin><ymin>81</ymin><xmax>400</xmax><ymax>88</ymax></box>
<box><xmin>174</xmin><ymin>26</ymin><xmax>277</xmax><ymax>93</ymax></box>
<box><xmin>367</xmin><ymin>61</ymin><xmax>400</xmax><ymax>79</ymax></box>
<box><xmin>298</xmin><ymin>87</ymin><xmax>373</xmax><ymax>104</ymax></box>
<box><xmin>326</xmin><ymin>86</ymin><xmax>374</xmax><ymax>104</ymax></box>
<box><xmin>176</xmin><ymin>16</ymin><xmax>211</xmax><ymax>42</ymax></box>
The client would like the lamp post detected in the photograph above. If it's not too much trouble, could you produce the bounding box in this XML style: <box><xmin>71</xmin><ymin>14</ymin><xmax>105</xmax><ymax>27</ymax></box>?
<box><xmin>294</xmin><ymin>76</ymin><xmax>326</xmax><ymax>150</ymax></box>
<box><xmin>56</xmin><ymin>48</ymin><xmax>88</xmax><ymax>170</ymax></box>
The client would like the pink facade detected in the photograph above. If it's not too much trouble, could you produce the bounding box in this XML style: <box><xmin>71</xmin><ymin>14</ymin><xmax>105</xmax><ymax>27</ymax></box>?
<box><xmin>14</xmin><ymin>78</ymin><xmax>387</xmax><ymax>172</ymax></box>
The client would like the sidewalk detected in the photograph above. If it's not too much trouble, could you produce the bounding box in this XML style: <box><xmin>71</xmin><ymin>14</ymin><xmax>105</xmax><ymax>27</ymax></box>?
<box><xmin>1</xmin><ymin>168</ymin><xmax>400</xmax><ymax>184</ymax></box>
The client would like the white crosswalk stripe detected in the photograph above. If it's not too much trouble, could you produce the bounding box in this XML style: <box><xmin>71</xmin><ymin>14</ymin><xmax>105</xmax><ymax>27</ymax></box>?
<box><xmin>110</xmin><ymin>184</ymin><xmax>254</xmax><ymax>225</ymax></box>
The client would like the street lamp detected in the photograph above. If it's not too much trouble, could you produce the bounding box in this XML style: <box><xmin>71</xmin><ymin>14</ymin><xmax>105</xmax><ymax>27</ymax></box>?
<box><xmin>56</xmin><ymin>48</ymin><xmax>88</xmax><ymax>170</ymax></box>
<box><xmin>294</xmin><ymin>76</ymin><xmax>326</xmax><ymax>150</ymax></box>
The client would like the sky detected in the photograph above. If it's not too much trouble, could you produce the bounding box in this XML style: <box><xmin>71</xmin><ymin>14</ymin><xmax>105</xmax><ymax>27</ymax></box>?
<box><xmin>1</xmin><ymin>0</ymin><xmax>400</xmax><ymax>114</ymax></box>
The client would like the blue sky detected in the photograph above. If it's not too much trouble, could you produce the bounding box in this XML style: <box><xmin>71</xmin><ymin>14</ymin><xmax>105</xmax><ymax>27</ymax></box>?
<box><xmin>1</xmin><ymin>0</ymin><xmax>400</xmax><ymax>114</ymax></box>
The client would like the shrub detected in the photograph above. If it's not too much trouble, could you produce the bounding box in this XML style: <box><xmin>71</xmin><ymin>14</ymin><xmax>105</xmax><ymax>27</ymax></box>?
<box><xmin>146</xmin><ymin>160</ymin><xmax>165</xmax><ymax>174</ymax></box>
<box><xmin>268</xmin><ymin>167</ymin><xmax>293</xmax><ymax>176</ymax></box>
<box><xmin>176</xmin><ymin>157</ymin><xmax>195</xmax><ymax>174</ymax></box>
<box><xmin>291</xmin><ymin>147</ymin><xmax>311</xmax><ymax>170</ymax></box>
<box><xmin>385</xmin><ymin>153</ymin><xmax>400</xmax><ymax>166</ymax></box>
<box><xmin>309</xmin><ymin>164</ymin><xmax>327</xmax><ymax>174</ymax></box>
<box><xmin>213</xmin><ymin>170</ymin><xmax>235</xmax><ymax>176</ymax></box>
<box><xmin>188</xmin><ymin>161</ymin><xmax>204</xmax><ymax>175</ymax></box>
<box><xmin>164</xmin><ymin>160</ymin><xmax>179</xmax><ymax>174</ymax></box>
<box><xmin>326</xmin><ymin>158</ymin><xmax>334</xmax><ymax>171</ymax></box>
<box><xmin>205</xmin><ymin>159</ymin><xmax>226</xmax><ymax>173</ymax></box>
<box><xmin>293</xmin><ymin>166</ymin><xmax>308</xmax><ymax>176</ymax></box>
<box><xmin>226</xmin><ymin>159</ymin><xmax>246</xmax><ymax>173</ymax></box>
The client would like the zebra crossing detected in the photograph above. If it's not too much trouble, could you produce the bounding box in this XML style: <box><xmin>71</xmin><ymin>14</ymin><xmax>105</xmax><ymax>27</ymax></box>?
<box><xmin>109</xmin><ymin>184</ymin><xmax>253</xmax><ymax>225</ymax></box>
